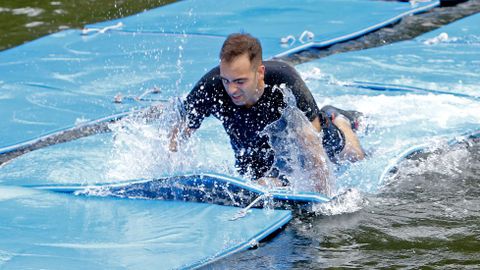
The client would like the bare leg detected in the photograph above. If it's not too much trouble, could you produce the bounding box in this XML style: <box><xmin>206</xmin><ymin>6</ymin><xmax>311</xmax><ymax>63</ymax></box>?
<box><xmin>332</xmin><ymin>115</ymin><xmax>365</xmax><ymax>162</ymax></box>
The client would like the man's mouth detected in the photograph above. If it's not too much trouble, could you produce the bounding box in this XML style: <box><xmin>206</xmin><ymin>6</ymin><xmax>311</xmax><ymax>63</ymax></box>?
<box><xmin>231</xmin><ymin>94</ymin><xmax>242</xmax><ymax>101</ymax></box>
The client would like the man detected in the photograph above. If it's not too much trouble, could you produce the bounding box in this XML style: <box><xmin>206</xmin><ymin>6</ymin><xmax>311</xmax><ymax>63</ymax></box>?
<box><xmin>170</xmin><ymin>33</ymin><xmax>364</xmax><ymax>193</ymax></box>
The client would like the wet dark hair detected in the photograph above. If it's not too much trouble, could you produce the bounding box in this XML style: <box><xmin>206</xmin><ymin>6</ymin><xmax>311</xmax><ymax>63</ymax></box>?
<box><xmin>220</xmin><ymin>33</ymin><xmax>262</xmax><ymax>67</ymax></box>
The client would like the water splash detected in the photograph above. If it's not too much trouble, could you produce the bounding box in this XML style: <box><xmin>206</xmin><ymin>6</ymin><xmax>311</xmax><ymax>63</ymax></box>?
<box><xmin>106</xmin><ymin>98</ymin><xmax>234</xmax><ymax>181</ymax></box>
<box><xmin>262</xmin><ymin>85</ymin><xmax>334</xmax><ymax>195</ymax></box>
<box><xmin>299</xmin><ymin>67</ymin><xmax>349</xmax><ymax>87</ymax></box>
<box><xmin>384</xmin><ymin>141</ymin><xmax>476</xmax><ymax>190</ymax></box>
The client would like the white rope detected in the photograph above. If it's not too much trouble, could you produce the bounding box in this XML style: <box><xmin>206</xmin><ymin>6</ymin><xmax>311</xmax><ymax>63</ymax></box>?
<box><xmin>280</xmin><ymin>30</ymin><xmax>315</xmax><ymax>47</ymax></box>
<box><xmin>113</xmin><ymin>87</ymin><xmax>161</xmax><ymax>103</ymax></box>
<box><xmin>280</xmin><ymin>35</ymin><xmax>296</xmax><ymax>46</ymax></box>
<box><xmin>82</xmin><ymin>22</ymin><xmax>124</xmax><ymax>35</ymax></box>
<box><xmin>299</xmin><ymin>30</ymin><xmax>315</xmax><ymax>44</ymax></box>
<box><xmin>230</xmin><ymin>193</ymin><xmax>267</xmax><ymax>221</ymax></box>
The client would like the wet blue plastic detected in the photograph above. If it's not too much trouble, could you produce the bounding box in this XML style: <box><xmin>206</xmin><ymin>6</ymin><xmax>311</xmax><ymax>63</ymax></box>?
<box><xmin>0</xmin><ymin>0</ymin><xmax>440</xmax><ymax>152</ymax></box>
<box><xmin>0</xmin><ymin>132</ymin><xmax>330</xmax><ymax>207</ymax></box>
<box><xmin>300</xmin><ymin>13</ymin><xmax>480</xmax><ymax>98</ymax></box>
<box><xmin>85</xmin><ymin>0</ymin><xmax>439</xmax><ymax>57</ymax></box>
<box><xmin>0</xmin><ymin>186</ymin><xmax>291</xmax><ymax>269</ymax></box>
<box><xmin>296</xmin><ymin>13</ymin><xmax>480</xmax><ymax>192</ymax></box>
<box><xmin>0</xmin><ymin>31</ymin><xmax>224</xmax><ymax>151</ymax></box>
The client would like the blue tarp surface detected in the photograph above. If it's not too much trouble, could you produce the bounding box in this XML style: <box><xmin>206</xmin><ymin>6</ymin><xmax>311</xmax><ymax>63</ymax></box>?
<box><xmin>301</xmin><ymin>13</ymin><xmax>480</xmax><ymax>98</ymax></box>
<box><xmin>0</xmin><ymin>32</ymin><xmax>224</xmax><ymax>150</ymax></box>
<box><xmin>0</xmin><ymin>0</ymin><xmax>439</xmax><ymax>151</ymax></box>
<box><xmin>86</xmin><ymin>0</ymin><xmax>439</xmax><ymax>56</ymax></box>
<box><xmin>296</xmin><ymin>13</ymin><xmax>480</xmax><ymax>191</ymax></box>
<box><xmin>0</xmin><ymin>186</ymin><xmax>291</xmax><ymax>269</ymax></box>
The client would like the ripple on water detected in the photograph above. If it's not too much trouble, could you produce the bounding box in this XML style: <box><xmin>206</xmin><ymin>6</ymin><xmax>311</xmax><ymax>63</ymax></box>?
<box><xmin>11</xmin><ymin>7</ymin><xmax>44</xmax><ymax>17</ymax></box>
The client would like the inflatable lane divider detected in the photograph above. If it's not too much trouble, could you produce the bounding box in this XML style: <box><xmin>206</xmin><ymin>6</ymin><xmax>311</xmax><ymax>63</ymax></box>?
<box><xmin>348</xmin><ymin>81</ymin><xmax>480</xmax><ymax>101</ymax></box>
<box><xmin>274</xmin><ymin>1</ymin><xmax>440</xmax><ymax>57</ymax></box>
<box><xmin>24</xmin><ymin>173</ymin><xmax>332</xmax><ymax>210</ymax></box>
<box><xmin>378</xmin><ymin>143</ymin><xmax>431</xmax><ymax>185</ymax></box>
<box><xmin>378</xmin><ymin>129</ymin><xmax>480</xmax><ymax>186</ymax></box>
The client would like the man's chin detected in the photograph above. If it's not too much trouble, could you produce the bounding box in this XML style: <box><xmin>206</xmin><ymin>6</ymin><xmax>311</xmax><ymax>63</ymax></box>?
<box><xmin>230</xmin><ymin>97</ymin><xmax>244</xmax><ymax>106</ymax></box>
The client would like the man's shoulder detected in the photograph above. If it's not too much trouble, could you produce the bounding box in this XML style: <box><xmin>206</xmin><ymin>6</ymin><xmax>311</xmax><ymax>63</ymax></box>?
<box><xmin>264</xmin><ymin>60</ymin><xmax>295</xmax><ymax>71</ymax></box>
<box><xmin>186</xmin><ymin>65</ymin><xmax>224</xmax><ymax>102</ymax></box>
<box><xmin>263</xmin><ymin>60</ymin><xmax>300</xmax><ymax>85</ymax></box>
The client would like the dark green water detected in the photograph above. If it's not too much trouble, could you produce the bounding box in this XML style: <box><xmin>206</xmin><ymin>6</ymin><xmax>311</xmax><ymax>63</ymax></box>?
<box><xmin>1</xmin><ymin>1</ymin><xmax>479</xmax><ymax>269</ymax></box>
<box><xmin>213</xmin><ymin>143</ymin><xmax>480</xmax><ymax>269</ymax></box>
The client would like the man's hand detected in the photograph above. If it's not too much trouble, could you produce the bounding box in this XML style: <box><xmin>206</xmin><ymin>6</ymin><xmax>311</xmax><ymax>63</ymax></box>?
<box><xmin>168</xmin><ymin>125</ymin><xmax>194</xmax><ymax>152</ymax></box>
<box><xmin>168</xmin><ymin>126</ymin><xmax>180</xmax><ymax>152</ymax></box>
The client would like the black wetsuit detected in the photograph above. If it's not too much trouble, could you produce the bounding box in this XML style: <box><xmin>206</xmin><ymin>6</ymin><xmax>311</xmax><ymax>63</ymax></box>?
<box><xmin>183</xmin><ymin>60</ymin><xmax>342</xmax><ymax>179</ymax></box>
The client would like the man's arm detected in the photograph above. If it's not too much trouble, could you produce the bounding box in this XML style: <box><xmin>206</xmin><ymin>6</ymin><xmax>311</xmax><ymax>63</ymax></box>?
<box><xmin>301</xmin><ymin>115</ymin><xmax>332</xmax><ymax>195</ymax></box>
<box><xmin>170</xmin><ymin>67</ymin><xmax>221</xmax><ymax>152</ymax></box>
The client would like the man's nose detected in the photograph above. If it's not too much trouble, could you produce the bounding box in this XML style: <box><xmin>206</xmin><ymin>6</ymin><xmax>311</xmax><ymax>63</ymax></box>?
<box><xmin>226</xmin><ymin>82</ymin><xmax>239</xmax><ymax>94</ymax></box>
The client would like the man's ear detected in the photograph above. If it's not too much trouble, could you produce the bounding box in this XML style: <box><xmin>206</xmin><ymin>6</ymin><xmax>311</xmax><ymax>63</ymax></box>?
<box><xmin>257</xmin><ymin>64</ymin><xmax>265</xmax><ymax>80</ymax></box>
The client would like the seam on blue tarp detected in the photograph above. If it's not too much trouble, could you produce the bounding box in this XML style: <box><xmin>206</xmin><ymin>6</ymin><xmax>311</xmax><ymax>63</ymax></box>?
<box><xmin>347</xmin><ymin>81</ymin><xmax>480</xmax><ymax>101</ymax></box>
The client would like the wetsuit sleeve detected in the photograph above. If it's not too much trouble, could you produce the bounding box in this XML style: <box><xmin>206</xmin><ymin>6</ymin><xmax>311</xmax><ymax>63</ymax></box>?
<box><xmin>269</xmin><ymin>62</ymin><xmax>320</xmax><ymax>121</ymax></box>
<box><xmin>183</xmin><ymin>66</ymin><xmax>221</xmax><ymax>129</ymax></box>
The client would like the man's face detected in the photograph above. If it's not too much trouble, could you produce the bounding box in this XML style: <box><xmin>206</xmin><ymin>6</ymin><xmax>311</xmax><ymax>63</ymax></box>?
<box><xmin>220</xmin><ymin>53</ymin><xmax>265</xmax><ymax>107</ymax></box>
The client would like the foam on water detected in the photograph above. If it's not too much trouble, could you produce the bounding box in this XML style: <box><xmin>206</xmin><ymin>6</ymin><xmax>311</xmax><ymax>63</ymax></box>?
<box><xmin>383</xmin><ymin>142</ymin><xmax>479</xmax><ymax>194</ymax></box>
<box><xmin>313</xmin><ymin>188</ymin><xmax>367</xmax><ymax>216</ymax></box>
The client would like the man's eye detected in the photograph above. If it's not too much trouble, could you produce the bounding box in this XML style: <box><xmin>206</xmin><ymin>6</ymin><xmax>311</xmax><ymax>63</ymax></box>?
<box><xmin>236</xmin><ymin>80</ymin><xmax>245</xmax><ymax>85</ymax></box>
<box><xmin>221</xmin><ymin>78</ymin><xmax>229</xmax><ymax>84</ymax></box>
